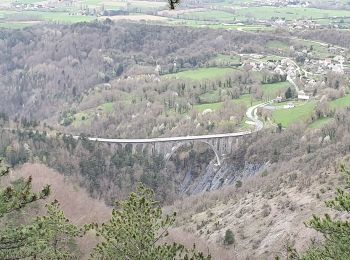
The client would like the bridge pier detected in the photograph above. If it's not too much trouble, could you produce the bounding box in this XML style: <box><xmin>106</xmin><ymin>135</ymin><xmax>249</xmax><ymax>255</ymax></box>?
<box><xmin>88</xmin><ymin>133</ymin><xmax>249</xmax><ymax>168</ymax></box>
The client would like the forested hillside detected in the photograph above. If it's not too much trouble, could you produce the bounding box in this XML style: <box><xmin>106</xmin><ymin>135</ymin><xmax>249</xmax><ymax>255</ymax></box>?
<box><xmin>1</xmin><ymin>6</ymin><xmax>350</xmax><ymax>258</ymax></box>
<box><xmin>0</xmin><ymin>21</ymin><xmax>289</xmax><ymax>138</ymax></box>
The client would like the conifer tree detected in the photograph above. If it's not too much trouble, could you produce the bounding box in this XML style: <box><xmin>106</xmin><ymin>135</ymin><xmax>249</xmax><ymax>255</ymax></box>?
<box><xmin>0</xmin><ymin>159</ymin><xmax>80</xmax><ymax>259</ymax></box>
<box><xmin>302</xmin><ymin>165</ymin><xmax>350</xmax><ymax>259</ymax></box>
<box><xmin>0</xmin><ymin>159</ymin><xmax>50</xmax><ymax>217</ymax></box>
<box><xmin>89</xmin><ymin>183</ymin><xmax>210</xmax><ymax>260</ymax></box>
<box><xmin>285</xmin><ymin>87</ymin><xmax>293</xmax><ymax>99</ymax></box>
<box><xmin>168</xmin><ymin>0</ymin><xmax>180</xmax><ymax>9</ymax></box>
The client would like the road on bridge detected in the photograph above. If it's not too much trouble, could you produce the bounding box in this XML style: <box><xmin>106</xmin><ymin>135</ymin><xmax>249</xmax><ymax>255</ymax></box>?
<box><xmin>1</xmin><ymin>102</ymin><xmax>268</xmax><ymax>144</ymax></box>
<box><xmin>77</xmin><ymin>102</ymin><xmax>268</xmax><ymax>144</ymax></box>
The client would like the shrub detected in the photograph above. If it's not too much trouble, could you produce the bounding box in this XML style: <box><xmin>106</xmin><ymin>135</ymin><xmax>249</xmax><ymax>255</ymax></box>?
<box><xmin>224</xmin><ymin>229</ymin><xmax>235</xmax><ymax>245</ymax></box>
<box><xmin>236</xmin><ymin>180</ymin><xmax>242</xmax><ymax>188</ymax></box>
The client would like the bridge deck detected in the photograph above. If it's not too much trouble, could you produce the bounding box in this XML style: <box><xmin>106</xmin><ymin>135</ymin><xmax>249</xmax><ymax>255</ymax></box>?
<box><xmin>79</xmin><ymin>131</ymin><xmax>251</xmax><ymax>144</ymax></box>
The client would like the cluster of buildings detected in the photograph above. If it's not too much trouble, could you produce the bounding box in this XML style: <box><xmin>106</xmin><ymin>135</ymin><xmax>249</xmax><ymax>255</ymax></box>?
<box><xmin>243</xmin><ymin>0</ymin><xmax>309</xmax><ymax>7</ymax></box>
<box><xmin>242</xmin><ymin>54</ymin><xmax>316</xmax><ymax>102</ymax></box>
<box><xmin>10</xmin><ymin>2</ymin><xmax>46</xmax><ymax>10</ymax></box>
<box><xmin>303</xmin><ymin>55</ymin><xmax>346</xmax><ymax>75</ymax></box>
<box><xmin>243</xmin><ymin>55</ymin><xmax>298</xmax><ymax>78</ymax></box>
<box><xmin>10</xmin><ymin>0</ymin><xmax>73</xmax><ymax>11</ymax></box>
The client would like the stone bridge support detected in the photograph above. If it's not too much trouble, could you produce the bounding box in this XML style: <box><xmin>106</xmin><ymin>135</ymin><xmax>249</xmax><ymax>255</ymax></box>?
<box><xmin>160</xmin><ymin>136</ymin><xmax>240</xmax><ymax>166</ymax></box>
<box><xmin>109</xmin><ymin>136</ymin><xmax>243</xmax><ymax>167</ymax></box>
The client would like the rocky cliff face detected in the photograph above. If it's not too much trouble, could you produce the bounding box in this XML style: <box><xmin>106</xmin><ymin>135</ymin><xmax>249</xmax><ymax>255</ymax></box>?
<box><xmin>179</xmin><ymin>160</ymin><xmax>266</xmax><ymax>195</ymax></box>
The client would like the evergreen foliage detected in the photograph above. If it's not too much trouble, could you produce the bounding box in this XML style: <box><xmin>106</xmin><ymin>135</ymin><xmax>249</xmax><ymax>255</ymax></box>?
<box><xmin>0</xmin><ymin>159</ymin><xmax>80</xmax><ymax>259</ymax></box>
<box><xmin>89</xmin><ymin>183</ymin><xmax>210</xmax><ymax>260</ymax></box>
<box><xmin>224</xmin><ymin>229</ymin><xmax>235</xmax><ymax>245</ymax></box>
<box><xmin>0</xmin><ymin>201</ymin><xmax>80</xmax><ymax>259</ymax></box>
<box><xmin>0</xmin><ymin>158</ymin><xmax>50</xmax><ymax>217</ymax></box>
<box><xmin>285</xmin><ymin>87</ymin><xmax>293</xmax><ymax>99</ymax></box>
<box><xmin>168</xmin><ymin>0</ymin><xmax>181</xmax><ymax>9</ymax></box>
<box><xmin>302</xmin><ymin>165</ymin><xmax>350</xmax><ymax>259</ymax></box>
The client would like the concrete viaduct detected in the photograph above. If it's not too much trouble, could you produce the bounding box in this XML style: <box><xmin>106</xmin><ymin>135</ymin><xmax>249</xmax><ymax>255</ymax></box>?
<box><xmin>74</xmin><ymin>102</ymin><xmax>268</xmax><ymax>166</ymax></box>
<box><xmin>82</xmin><ymin>132</ymin><xmax>248</xmax><ymax>166</ymax></box>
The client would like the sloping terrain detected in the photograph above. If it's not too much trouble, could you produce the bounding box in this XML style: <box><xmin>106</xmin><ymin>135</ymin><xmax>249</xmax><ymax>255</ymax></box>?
<box><xmin>169</xmin><ymin>159</ymin><xmax>344</xmax><ymax>259</ymax></box>
<box><xmin>7</xmin><ymin>163</ymin><xmax>111</xmax><ymax>259</ymax></box>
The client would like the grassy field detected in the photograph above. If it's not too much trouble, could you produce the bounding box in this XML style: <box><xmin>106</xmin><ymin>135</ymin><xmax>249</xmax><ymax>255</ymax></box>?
<box><xmin>330</xmin><ymin>94</ymin><xmax>350</xmax><ymax>109</ymax></box>
<box><xmin>12</xmin><ymin>0</ymin><xmax>45</xmax><ymax>3</ymax></box>
<box><xmin>232</xmin><ymin>94</ymin><xmax>259</xmax><ymax>107</ymax></box>
<box><xmin>178</xmin><ymin>10</ymin><xmax>235</xmax><ymax>22</ymax></box>
<box><xmin>273</xmin><ymin>100</ymin><xmax>305</xmax><ymax>107</ymax></box>
<box><xmin>210</xmin><ymin>54</ymin><xmax>241</xmax><ymax>66</ymax></box>
<box><xmin>266</xmin><ymin>40</ymin><xmax>290</xmax><ymax>52</ymax></box>
<box><xmin>0</xmin><ymin>21</ymin><xmax>39</xmax><ymax>29</ymax></box>
<box><xmin>171</xmin><ymin>67</ymin><xmax>236</xmax><ymax>81</ymax></box>
<box><xmin>100</xmin><ymin>102</ymin><xmax>114</xmax><ymax>112</ymax></box>
<box><xmin>199</xmin><ymin>90</ymin><xmax>222</xmax><ymax>103</ymax></box>
<box><xmin>193</xmin><ymin>102</ymin><xmax>224</xmax><ymax>112</ymax></box>
<box><xmin>296</xmin><ymin>39</ymin><xmax>331</xmax><ymax>59</ymax></box>
<box><xmin>0</xmin><ymin>0</ymin><xmax>167</xmax><ymax>28</ymax></box>
<box><xmin>194</xmin><ymin>74</ymin><xmax>289</xmax><ymax>104</ymax></box>
<box><xmin>0</xmin><ymin>10</ymin><xmax>96</xmax><ymax>28</ymax></box>
<box><xmin>272</xmin><ymin>101</ymin><xmax>316</xmax><ymax>127</ymax></box>
<box><xmin>262</xmin><ymin>81</ymin><xmax>290</xmax><ymax>98</ymax></box>
<box><xmin>167</xmin><ymin>17</ymin><xmax>274</xmax><ymax>31</ymax></box>
<box><xmin>308</xmin><ymin>117</ymin><xmax>334</xmax><ymax>129</ymax></box>
<box><xmin>195</xmin><ymin>73</ymin><xmax>285</xmax><ymax>108</ymax></box>
<box><xmin>235</xmin><ymin>7</ymin><xmax>350</xmax><ymax>21</ymax></box>
<box><xmin>22</xmin><ymin>11</ymin><xmax>96</xmax><ymax>23</ymax></box>
<box><xmin>194</xmin><ymin>94</ymin><xmax>259</xmax><ymax>112</ymax></box>
<box><xmin>174</xmin><ymin>6</ymin><xmax>350</xmax><ymax>27</ymax></box>
<box><xmin>72</xmin><ymin>102</ymin><xmax>114</xmax><ymax>127</ymax></box>
<box><xmin>2</xmin><ymin>2</ymin><xmax>350</xmax><ymax>29</ymax></box>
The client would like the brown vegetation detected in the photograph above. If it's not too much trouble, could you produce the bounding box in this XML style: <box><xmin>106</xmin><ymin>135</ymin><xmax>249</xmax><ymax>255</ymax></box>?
<box><xmin>8</xmin><ymin>163</ymin><xmax>111</xmax><ymax>259</ymax></box>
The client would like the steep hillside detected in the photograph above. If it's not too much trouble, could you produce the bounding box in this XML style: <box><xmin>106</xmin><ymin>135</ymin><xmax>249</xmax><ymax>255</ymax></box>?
<box><xmin>168</xmin><ymin>156</ymin><xmax>347</xmax><ymax>259</ymax></box>
<box><xmin>7</xmin><ymin>163</ymin><xmax>111</xmax><ymax>259</ymax></box>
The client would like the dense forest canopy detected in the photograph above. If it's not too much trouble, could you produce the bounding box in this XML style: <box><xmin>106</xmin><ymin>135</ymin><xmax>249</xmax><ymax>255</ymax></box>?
<box><xmin>0</xmin><ymin>22</ymin><xmax>229</xmax><ymax>118</ymax></box>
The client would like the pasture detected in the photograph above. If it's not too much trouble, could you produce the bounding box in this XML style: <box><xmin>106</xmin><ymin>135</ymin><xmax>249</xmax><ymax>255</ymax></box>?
<box><xmin>308</xmin><ymin>117</ymin><xmax>334</xmax><ymax>129</ymax></box>
<box><xmin>330</xmin><ymin>94</ymin><xmax>350</xmax><ymax>109</ymax></box>
<box><xmin>194</xmin><ymin>94</ymin><xmax>259</xmax><ymax>112</ymax></box>
<box><xmin>174</xmin><ymin>6</ymin><xmax>350</xmax><ymax>26</ymax></box>
<box><xmin>72</xmin><ymin>102</ymin><xmax>115</xmax><ymax>127</ymax></box>
<box><xmin>178</xmin><ymin>10</ymin><xmax>235</xmax><ymax>22</ymax></box>
<box><xmin>235</xmin><ymin>7</ymin><xmax>350</xmax><ymax>21</ymax></box>
<box><xmin>262</xmin><ymin>82</ymin><xmax>290</xmax><ymax>98</ymax></box>
<box><xmin>272</xmin><ymin>101</ymin><xmax>317</xmax><ymax>127</ymax></box>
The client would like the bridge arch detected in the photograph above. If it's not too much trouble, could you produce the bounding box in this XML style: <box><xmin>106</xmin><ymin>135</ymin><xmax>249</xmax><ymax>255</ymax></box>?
<box><xmin>164</xmin><ymin>140</ymin><xmax>221</xmax><ymax>166</ymax></box>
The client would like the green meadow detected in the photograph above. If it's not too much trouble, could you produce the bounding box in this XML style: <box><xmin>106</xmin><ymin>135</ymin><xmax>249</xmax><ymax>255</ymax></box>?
<box><xmin>272</xmin><ymin>101</ymin><xmax>317</xmax><ymax>127</ymax></box>
<box><xmin>262</xmin><ymin>82</ymin><xmax>290</xmax><ymax>98</ymax></box>
<box><xmin>194</xmin><ymin>94</ymin><xmax>259</xmax><ymax>112</ymax></box>
<box><xmin>308</xmin><ymin>117</ymin><xmax>334</xmax><ymax>129</ymax></box>
<box><xmin>330</xmin><ymin>94</ymin><xmax>350</xmax><ymax>109</ymax></box>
